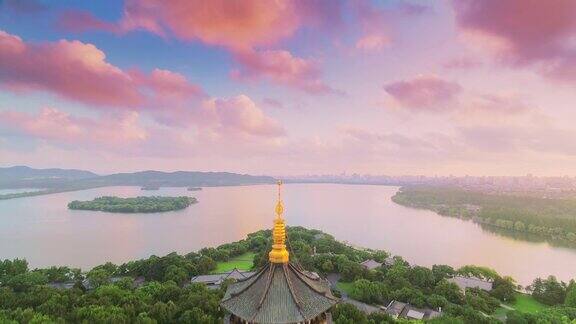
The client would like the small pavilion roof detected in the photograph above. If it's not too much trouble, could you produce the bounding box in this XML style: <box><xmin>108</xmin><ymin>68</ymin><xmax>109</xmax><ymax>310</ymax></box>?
<box><xmin>360</xmin><ymin>259</ymin><xmax>383</xmax><ymax>270</ymax></box>
<box><xmin>221</xmin><ymin>262</ymin><xmax>338</xmax><ymax>323</ymax></box>
<box><xmin>447</xmin><ymin>276</ymin><xmax>493</xmax><ymax>292</ymax></box>
<box><xmin>191</xmin><ymin>268</ymin><xmax>255</xmax><ymax>285</ymax></box>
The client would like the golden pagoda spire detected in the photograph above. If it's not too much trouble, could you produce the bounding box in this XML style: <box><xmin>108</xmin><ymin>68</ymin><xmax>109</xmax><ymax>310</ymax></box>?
<box><xmin>269</xmin><ymin>180</ymin><xmax>289</xmax><ymax>263</ymax></box>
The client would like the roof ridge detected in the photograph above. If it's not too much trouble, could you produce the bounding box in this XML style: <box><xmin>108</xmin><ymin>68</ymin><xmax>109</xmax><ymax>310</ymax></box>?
<box><xmin>288</xmin><ymin>263</ymin><xmax>339</xmax><ymax>301</ymax></box>
<box><xmin>256</xmin><ymin>263</ymin><xmax>276</xmax><ymax>310</ymax></box>
<box><xmin>283</xmin><ymin>263</ymin><xmax>307</xmax><ymax>320</ymax></box>
<box><xmin>222</xmin><ymin>263</ymin><xmax>269</xmax><ymax>302</ymax></box>
<box><xmin>201</xmin><ymin>268</ymin><xmax>242</xmax><ymax>277</ymax></box>
<box><xmin>221</xmin><ymin>268</ymin><xmax>238</xmax><ymax>281</ymax></box>
<box><xmin>283</xmin><ymin>264</ymin><xmax>303</xmax><ymax>306</ymax></box>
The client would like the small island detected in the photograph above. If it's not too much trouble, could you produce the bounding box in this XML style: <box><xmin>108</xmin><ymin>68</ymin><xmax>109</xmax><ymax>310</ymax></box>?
<box><xmin>68</xmin><ymin>196</ymin><xmax>197</xmax><ymax>213</ymax></box>
<box><xmin>187</xmin><ymin>187</ymin><xmax>202</xmax><ymax>191</ymax></box>
<box><xmin>141</xmin><ymin>186</ymin><xmax>160</xmax><ymax>191</ymax></box>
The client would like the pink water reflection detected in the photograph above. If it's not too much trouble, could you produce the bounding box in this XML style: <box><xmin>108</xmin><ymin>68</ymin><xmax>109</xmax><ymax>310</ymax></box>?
<box><xmin>1</xmin><ymin>184</ymin><xmax>575</xmax><ymax>285</ymax></box>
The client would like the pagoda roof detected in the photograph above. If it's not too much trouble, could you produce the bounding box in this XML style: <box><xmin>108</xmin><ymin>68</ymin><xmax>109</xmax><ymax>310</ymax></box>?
<box><xmin>221</xmin><ymin>262</ymin><xmax>339</xmax><ymax>323</ymax></box>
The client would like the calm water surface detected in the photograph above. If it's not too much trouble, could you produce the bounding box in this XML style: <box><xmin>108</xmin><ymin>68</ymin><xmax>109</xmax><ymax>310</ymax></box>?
<box><xmin>1</xmin><ymin>184</ymin><xmax>575</xmax><ymax>285</ymax></box>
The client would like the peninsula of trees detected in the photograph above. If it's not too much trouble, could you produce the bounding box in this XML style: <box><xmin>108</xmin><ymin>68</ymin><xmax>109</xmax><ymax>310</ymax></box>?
<box><xmin>67</xmin><ymin>196</ymin><xmax>197</xmax><ymax>213</ymax></box>
<box><xmin>1</xmin><ymin>227</ymin><xmax>575</xmax><ymax>323</ymax></box>
<box><xmin>392</xmin><ymin>186</ymin><xmax>576</xmax><ymax>246</ymax></box>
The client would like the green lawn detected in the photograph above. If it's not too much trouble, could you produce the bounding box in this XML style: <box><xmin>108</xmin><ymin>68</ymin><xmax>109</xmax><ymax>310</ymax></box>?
<box><xmin>494</xmin><ymin>293</ymin><xmax>548</xmax><ymax>320</ymax></box>
<box><xmin>509</xmin><ymin>293</ymin><xmax>547</xmax><ymax>314</ymax></box>
<box><xmin>336</xmin><ymin>281</ymin><xmax>355</xmax><ymax>295</ymax></box>
<box><xmin>212</xmin><ymin>252</ymin><xmax>256</xmax><ymax>273</ymax></box>
<box><xmin>492</xmin><ymin>306</ymin><xmax>509</xmax><ymax>321</ymax></box>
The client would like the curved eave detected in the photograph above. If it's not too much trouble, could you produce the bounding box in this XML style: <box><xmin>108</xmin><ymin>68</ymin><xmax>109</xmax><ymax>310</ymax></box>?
<box><xmin>221</xmin><ymin>262</ymin><xmax>339</xmax><ymax>323</ymax></box>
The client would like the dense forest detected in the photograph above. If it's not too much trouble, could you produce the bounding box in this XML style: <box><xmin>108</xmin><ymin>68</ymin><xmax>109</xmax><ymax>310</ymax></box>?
<box><xmin>392</xmin><ymin>186</ymin><xmax>576</xmax><ymax>245</ymax></box>
<box><xmin>68</xmin><ymin>196</ymin><xmax>197</xmax><ymax>213</ymax></box>
<box><xmin>1</xmin><ymin>227</ymin><xmax>575</xmax><ymax>323</ymax></box>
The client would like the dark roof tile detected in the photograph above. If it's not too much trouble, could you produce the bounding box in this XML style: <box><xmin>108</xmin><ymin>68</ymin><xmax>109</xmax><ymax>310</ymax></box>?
<box><xmin>221</xmin><ymin>262</ymin><xmax>338</xmax><ymax>323</ymax></box>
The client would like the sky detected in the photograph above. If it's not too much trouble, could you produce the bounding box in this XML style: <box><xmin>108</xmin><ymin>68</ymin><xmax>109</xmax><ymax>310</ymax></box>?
<box><xmin>1</xmin><ymin>0</ymin><xmax>576</xmax><ymax>176</ymax></box>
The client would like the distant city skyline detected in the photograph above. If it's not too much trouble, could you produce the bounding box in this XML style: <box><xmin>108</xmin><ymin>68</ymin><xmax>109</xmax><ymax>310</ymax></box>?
<box><xmin>2</xmin><ymin>1</ymin><xmax>576</xmax><ymax>176</ymax></box>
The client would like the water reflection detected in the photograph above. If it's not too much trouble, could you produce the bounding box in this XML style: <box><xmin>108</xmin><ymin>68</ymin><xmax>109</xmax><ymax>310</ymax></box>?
<box><xmin>0</xmin><ymin>184</ymin><xmax>575</xmax><ymax>285</ymax></box>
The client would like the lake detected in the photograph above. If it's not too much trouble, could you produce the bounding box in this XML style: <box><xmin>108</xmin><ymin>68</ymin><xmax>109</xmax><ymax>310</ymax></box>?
<box><xmin>1</xmin><ymin>184</ymin><xmax>575</xmax><ymax>285</ymax></box>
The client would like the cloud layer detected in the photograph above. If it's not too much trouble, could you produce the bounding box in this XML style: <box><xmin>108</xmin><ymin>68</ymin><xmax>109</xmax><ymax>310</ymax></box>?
<box><xmin>0</xmin><ymin>96</ymin><xmax>285</xmax><ymax>159</ymax></box>
<box><xmin>3</xmin><ymin>1</ymin><xmax>576</xmax><ymax>175</ymax></box>
<box><xmin>0</xmin><ymin>30</ymin><xmax>284</xmax><ymax>137</ymax></box>
<box><xmin>58</xmin><ymin>0</ymin><xmax>344</xmax><ymax>94</ymax></box>
<box><xmin>231</xmin><ymin>50</ymin><xmax>334</xmax><ymax>94</ymax></box>
<box><xmin>384</xmin><ymin>76</ymin><xmax>462</xmax><ymax>110</ymax></box>
<box><xmin>0</xmin><ymin>108</ymin><xmax>146</xmax><ymax>149</ymax></box>
<box><xmin>452</xmin><ymin>0</ymin><xmax>576</xmax><ymax>80</ymax></box>
<box><xmin>0</xmin><ymin>30</ymin><xmax>202</xmax><ymax>109</ymax></box>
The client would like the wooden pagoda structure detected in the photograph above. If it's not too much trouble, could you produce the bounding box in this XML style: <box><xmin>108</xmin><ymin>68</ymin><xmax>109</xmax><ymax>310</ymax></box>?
<box><xmin>221</xmin><ymin>181</ymin><xmax>338</xmax><ymax>323</ymax></box>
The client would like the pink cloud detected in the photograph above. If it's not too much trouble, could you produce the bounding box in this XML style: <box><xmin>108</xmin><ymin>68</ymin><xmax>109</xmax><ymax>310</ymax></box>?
<box><xmin>57</xmin><ymin>1</ymin><xmax>340</xmax><ymax>93</ymax></box>
<box><xmin>200</xmin><ymin>95</ymin><xmax>285</xmax><ymax>137</ymax></box>
<box><xmin>0</xmin><ymin>108</ymin><xmax>147</xmax><ymax>147</ymax></box>
<box><xmin>0</xmin><ymin>30</ymin><xmax>203</xmax><ymax>111</ymax></box>
<box><xmin>231</xmin><ymin>49</ymin><xmax>334</xmax><ymax>94</ymax></box>
<box><xmin>0</xmin><ymin>100</ymin><xmax>284</xmax><ymax>161</ymax></box>
<box><xmin>0</xmin><ymin>30</ymin><xmax>142</xmax><ymax>107</ymax></box>
<box><xmin>131</xmin><ymin>68</ymin><xmax>204</xmax><ymax>103</ymax></box>
<box><xmin>451</xmin><ymin>0</ymin><xmax>576</xmax><ymax>80</ymax></box>
<box><xmin>0</xmin><ymin>108</ymin><xmax>195</xmax><ymax>158</ymax></box>
<box><xmin>58</xmin><ymin>10</ymin><xmax>119</xmax><ymax>33</ymax></box>
<box><xmin>120</xmin><ymin>0</ymin><xmax>303</xmax><ymax>50</ymax></box>
<box><xmin>123</xmin><ymin>92</ymin><xmax>286</xmax><ymax>137</ymax></box>
<box><xmin>61</xmin><ymin>0</ymin><xmax>341</xmax><ymax>50</ymax></box>
<box><xmin>352</xmin><ymin>1</ymin><xmax>428</xmax><ymax>53</ymax></box>
<box><xmin>352</xmin><ymin>1</ymin><xmax>391</xmax><ymax>53</ymax></box>
<box><xmin>384</xmin><ymin>75</ymin><xmax>462</xmax><ymax>110</ymax></box>
<box><xmin>0</xmin><ymin>31</ymin><xmax>286</xmax><ymax>133</ymax></box>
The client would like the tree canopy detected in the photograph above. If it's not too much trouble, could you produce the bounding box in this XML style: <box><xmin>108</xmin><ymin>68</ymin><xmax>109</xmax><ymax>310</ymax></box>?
<box><xmin>68</xmin><ymin>196</ymin><xmax>197</xmax><ymax>213</ymax></box>
<box><xmin>0</xmin><ymin>227</ymin><xmax>574</xmax><ymax>323</ymax></box>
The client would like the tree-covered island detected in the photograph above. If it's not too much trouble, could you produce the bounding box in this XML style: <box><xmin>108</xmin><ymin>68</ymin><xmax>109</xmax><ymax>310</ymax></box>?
<box><xmin>67</xmin><ymin>196</ymin><xmax>197</xmax><ymax>213</ymax></box>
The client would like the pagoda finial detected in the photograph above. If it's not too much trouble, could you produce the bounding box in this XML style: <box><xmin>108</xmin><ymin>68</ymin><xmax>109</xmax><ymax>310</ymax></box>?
<box><xmin>275</xmin><ymin>180</ymin><xmax>284</xmax><ymax>217</ymax></box>
<box><xmin>269</xmin><ymin>180</ymin><xmax>289</xmax><ymax>263</ymax></box>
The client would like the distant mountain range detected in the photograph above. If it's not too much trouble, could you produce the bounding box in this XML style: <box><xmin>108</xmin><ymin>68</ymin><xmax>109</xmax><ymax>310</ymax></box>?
<box><xmin>0</xmin><ymin>166</ymin><xmax>99</xmax><ymax>188</ymax></box>
<box><xmin>0</xmin><ymin>166</ymin><xmax>276</xmax><ymax>191</ymax></box>
<box><xmin>97</xmin><ymin>170</ymin><xmax>274</xmax><ymax>187</ymax></box>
